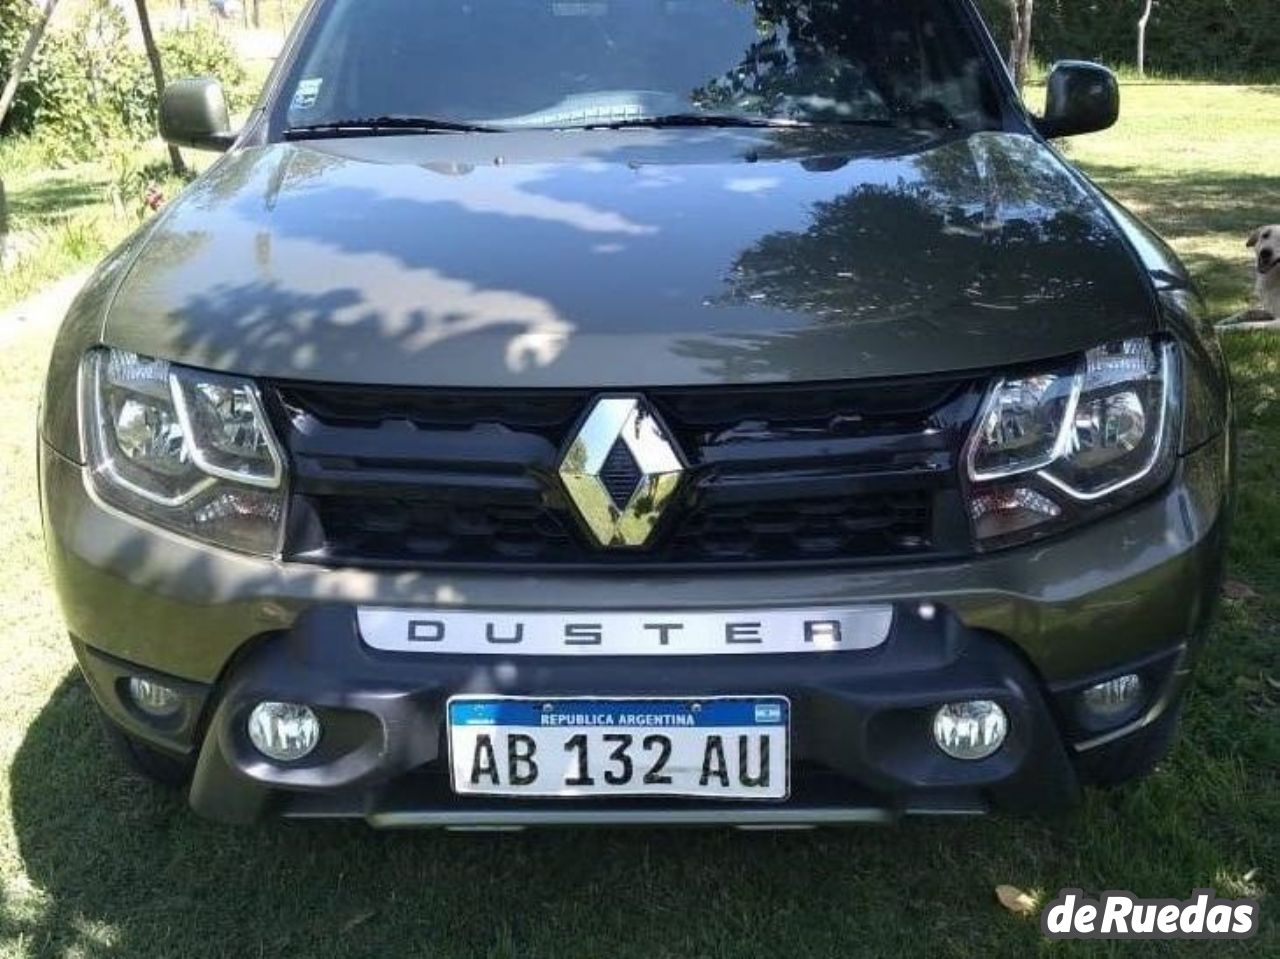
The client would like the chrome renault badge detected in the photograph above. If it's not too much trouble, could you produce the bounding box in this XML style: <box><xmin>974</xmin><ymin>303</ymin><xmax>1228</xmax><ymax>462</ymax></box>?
<box><xmin>558</xmin><ymin>396</ymin><xmax>684</xmax><ymax>548</ymax></box>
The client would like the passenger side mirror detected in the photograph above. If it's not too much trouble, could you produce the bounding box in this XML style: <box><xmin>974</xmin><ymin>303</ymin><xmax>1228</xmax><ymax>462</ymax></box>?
<box><xmin>160</xmin><ymin>78</ymin><xmax>236</xmax><ymax>152</ymax></box>
<box><xmin>1034</xmin><ymin>61</ymin><xmax>1119</xmax><ymax>139</ymax></box>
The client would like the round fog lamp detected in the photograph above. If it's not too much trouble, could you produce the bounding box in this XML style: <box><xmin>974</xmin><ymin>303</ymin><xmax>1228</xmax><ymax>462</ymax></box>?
<box><xmin>127</xmin><ymin>677</ymin><xmax>182</xmax><ymax>718</ymax></box>
<box><xmin>932</xmin><ymin>700</ymin><xmax>1008</xmax><ymax>760</ymax></box>
<box><xmin>1081</xmin><ymin>673</ymin><xmax>1143</xmax><ymax>722</ymax></box>
<box><xmin>247</xmin><ymin>702</ymin><xmax>321</xmax><ymax>762</ymax></box>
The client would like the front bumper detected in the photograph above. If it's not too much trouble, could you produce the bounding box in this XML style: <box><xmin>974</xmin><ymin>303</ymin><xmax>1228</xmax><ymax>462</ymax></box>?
<box><xmin>44</xmin><ymin>433</ymin><xmax>1230</xmax><ymax>825</ymax></box>
<box><xmin>73</xmin><ymin>606</ymin><xmax>1190</xmax><ymax>825</ymax></box>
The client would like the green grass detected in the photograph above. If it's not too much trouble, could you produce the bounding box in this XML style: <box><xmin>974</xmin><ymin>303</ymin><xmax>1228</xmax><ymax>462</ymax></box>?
<box><xmin>0</xmin><ymin>152</ymin><xmax>119</xmax><ymax>311</ymax></box>
<box><xmin>0</xmin><ymin>139</ymin><xmax>201</xmax><ymax>311</ymax></box>
<box><xmin>1060</xmin><ymin>84</ymin><xmax>1280</xmax><ymax>319</ymax></box>
<box><xmin>0</xmin><ymin>83</ymin><xmax>1277</xmax><ymax>958</ymax></box>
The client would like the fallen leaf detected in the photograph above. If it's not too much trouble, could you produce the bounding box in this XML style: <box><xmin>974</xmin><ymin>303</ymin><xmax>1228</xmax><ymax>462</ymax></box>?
<box><xmin>1243</xmin><ymin>867</ymin><xmax>1260</xmax><ymax>883</ymax></box>
<box><xmin>996</xmin><ymin>884</ymin><xmax>1037</xmax><ymax>917</ymax></box>
<box><xmin>1222</xmin><ymin>580</ymin><xmax>1259</xmax><ymax>601</ymax></box>
<box><xmin>341</xmin><ymin>910</ymin><xmax>376</xmax><ymax>934</ymax></box>
<box><xmin>1264</xmin><ymin>673</ymin><xmax>1280</xmax><ymax>693</ymax></box>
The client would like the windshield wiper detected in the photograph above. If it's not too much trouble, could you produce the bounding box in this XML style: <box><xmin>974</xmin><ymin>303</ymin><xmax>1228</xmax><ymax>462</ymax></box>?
<box><xmin>578</xmin><ymin>113</ymin><xmax>913</xmax><ymax>132</ymax></box>
<box><xmin>579</xmin><ymin>113</ymin><xmax>809</xmax><ymax>131</ymax></box>
<box><xmin>284</xmin><ymin>115</ymin><xmax>501</xmax><ymax>139</ymax></box>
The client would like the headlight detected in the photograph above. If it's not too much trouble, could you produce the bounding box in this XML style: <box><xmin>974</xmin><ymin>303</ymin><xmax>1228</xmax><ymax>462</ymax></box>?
<box><xmin>81</xmin><ymin>349</ymin><xmax>287</xmax><ymax>555</ymax></box>
<box><xmin>964</xmin><ymin>337</ymin><xmax>1179</xmax><ymax>549</ymax></box>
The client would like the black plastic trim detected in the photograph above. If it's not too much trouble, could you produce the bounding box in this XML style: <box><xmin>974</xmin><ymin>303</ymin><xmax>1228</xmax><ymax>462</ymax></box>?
<box><xmin>182</xmin><ymin>603</ymin><xmax>1087</xmax><ymax>824</ymax></box>
<box><xmin>267</xmin><ymin>376</ymin><xmax>985</xmax><ymax>571</ymax></box>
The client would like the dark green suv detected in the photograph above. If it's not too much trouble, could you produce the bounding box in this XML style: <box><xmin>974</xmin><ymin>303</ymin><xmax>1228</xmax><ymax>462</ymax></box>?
<box><xmin>39</xmin><ymin>0</ymin><xmax>1232</xmax><ymax>827</ymax></box>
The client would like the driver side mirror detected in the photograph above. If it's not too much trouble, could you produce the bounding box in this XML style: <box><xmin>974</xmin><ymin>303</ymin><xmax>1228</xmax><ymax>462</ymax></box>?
<box><xmin>1034</xmin><ymin>61</ymin><xmax>1119</xmax><ymax>139</ymax></box>
<box><xmin>160</xmin><ymin>78</ymin><xmax>236</xmax><ymax>152</ymax></box>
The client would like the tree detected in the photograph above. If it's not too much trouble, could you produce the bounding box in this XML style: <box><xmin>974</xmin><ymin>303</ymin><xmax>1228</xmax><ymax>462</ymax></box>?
<box><xmin>1007</xmin><ymin>0</ymin><xmax>1035</xmax><ymax>91</ymax></box>
<box><xmin>132</xmin><ymin>0</ymin><xmax>186</xmax><ymax>176</ymax></box>
<box><xmin>0</xmin><ymin>178</ymin><xmax>8</xmax><ymax>266</ymax></box>
<box><xmin>0</xmin><ymin>0</ymin><xmax>61</xmax><ymax>131</ymax></box>
<box><xmin>1137</xmin><ymin>0</ymin><xmax>1155</xmax><ymax>79</ymax></box>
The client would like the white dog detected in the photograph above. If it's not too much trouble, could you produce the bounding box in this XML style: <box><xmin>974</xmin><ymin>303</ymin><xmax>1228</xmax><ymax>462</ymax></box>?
<box><xmin>1216</xmin><ymin>225</ymin><xmax>1280</xmax><ymax>331</ymax></box>
<box><xmin>1249</xmin><ymin>225</ymin><xmax>1280</xmax><ymax>317</ymax></box>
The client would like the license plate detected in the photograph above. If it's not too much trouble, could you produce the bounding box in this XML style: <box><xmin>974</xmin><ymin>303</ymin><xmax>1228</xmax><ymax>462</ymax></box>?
<box><xmin>447</xmin><ymin>697</ymin><xmax>790</xmax><ymax>800</ymax></box>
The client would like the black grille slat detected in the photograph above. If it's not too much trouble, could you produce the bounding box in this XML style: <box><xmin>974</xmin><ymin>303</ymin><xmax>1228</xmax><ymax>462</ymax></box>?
<box><xmin>292</xmin><ymin>491</ymin><xmax>942</xmax><ymax>567</ymax></box>
<box><xmin>279</xmin><ymin>385</ymin><xmax>582</xmax><ymax>432</ymax></box>
<box><xmin>695</xmin><ymin>432</ymin><xmax>952</xmax><ymax>468</ymax></box>
<box><xmin>652</xmin><ymin>380</ymin><xmax>957</xmax><ymax>426</ymax></box>
<box><xmin>271</xmin><ymin>378</ymin><xmax>983</xmax><ymax>569</ymax></box>
<box><xmin>699</xmin><ymin>467</ymin><xmax>954</xmax><ymax>505</ymax></box>
<box><xmin>669</xmin><ymin>491</ymin><xmax>934</xmax><ymax>563</ymax></box>
<box><xmin>293</xmin><ymin>499</ymin><xmax>577</xmax><ymax>564</ymax></box>
<box><xmin>290</xmin><ymin>419</ymin><xmax>560</xmax><ymax>479</ymax></box>
<box><xmin>291</xmin><ymin>468</ymin><xmax>542</xmax><ymax>501</ymax></box>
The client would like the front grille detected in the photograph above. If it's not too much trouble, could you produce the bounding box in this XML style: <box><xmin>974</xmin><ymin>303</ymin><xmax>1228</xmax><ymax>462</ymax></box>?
<box><xmin>270</xmin><ymin>378</ymin><xmax>985</xmax><ymax>570</ymax></box>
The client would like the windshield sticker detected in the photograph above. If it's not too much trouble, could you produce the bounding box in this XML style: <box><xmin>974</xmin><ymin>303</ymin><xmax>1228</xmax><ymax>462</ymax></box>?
<box><xmin>292</xmin><ymin>78</ymin><xmax>323</xmax><ymax>111</ymax></box>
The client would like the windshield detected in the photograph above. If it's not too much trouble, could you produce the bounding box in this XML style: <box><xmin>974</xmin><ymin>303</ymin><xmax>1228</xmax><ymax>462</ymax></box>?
<box><xmin>280</xmin><ymin>0</ymin><xmax>1003</xmax><ymax>134</ymax></box>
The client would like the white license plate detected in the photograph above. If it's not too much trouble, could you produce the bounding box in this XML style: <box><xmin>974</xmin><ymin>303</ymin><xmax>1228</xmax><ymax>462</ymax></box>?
<box><xmin>447</xmin><ymin>697</ymin><xmax>790</xmax><ymax>800</ymax></box>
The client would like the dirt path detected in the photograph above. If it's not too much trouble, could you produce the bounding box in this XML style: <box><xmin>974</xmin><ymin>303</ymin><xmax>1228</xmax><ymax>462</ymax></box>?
<box><xmin>0</xmin><ymin>268</ymin><xmax>92</xmax><ymax>348</ymax></box>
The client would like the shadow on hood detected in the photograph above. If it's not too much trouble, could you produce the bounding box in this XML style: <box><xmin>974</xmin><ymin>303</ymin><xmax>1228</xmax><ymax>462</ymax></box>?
<box><xmin>102</xmin><ymin>126</ymin><xmax>1154</xmax><ymax>387</ymax></box>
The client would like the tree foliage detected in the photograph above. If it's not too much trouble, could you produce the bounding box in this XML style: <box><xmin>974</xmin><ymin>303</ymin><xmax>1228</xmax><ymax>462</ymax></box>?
<box><xmin>1</xmin><ymin>0</ymin><xmax>154</xmax><ymax>147</ymax></box>
<box><xmin>158</xmin><ymin>24</ymin><xmax>249</xmax><ymax>111</ymax></box>
<box><xmin>1</xmin><ymin>0</ymin><xmax>248</xmax><ymax>151</ymax></box>
<box><xmin>0</xmin><ymin>0</ymin><xmax>59</xmax><ymax>130</ymax></box>
<box><xmin>975</xmin><ymin>0</ymin><xmax>1279</xmax><ymax>81</ymax></box>
<box><xmin>1</xmin><ymin>0</ymin><xmax>48</xmax><ymax>133</ymax></box>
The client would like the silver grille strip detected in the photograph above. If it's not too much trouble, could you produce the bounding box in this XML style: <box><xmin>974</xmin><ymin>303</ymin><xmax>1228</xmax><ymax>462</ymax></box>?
<box><xmin>357</xmin><ymin>605</ymin><xmax>894</xmax><ymax>656</ymax></box>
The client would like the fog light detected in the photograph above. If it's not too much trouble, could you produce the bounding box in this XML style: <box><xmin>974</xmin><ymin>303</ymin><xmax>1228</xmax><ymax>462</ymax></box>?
<box><xmin>247</xmin><ymin>702</ymin><xmax>321</xmax><ymax>762</ymax></box>
<box><xmin>1081</xmin><ymin>673</ymin><xmax>1143</xmax><ymax>722</ymax></box>
<box><xmin>932</xmin><ymin>700</ymin><xmax>1008</xmax><ymax>760</ymax></box>
<box><xmin>127</xmin><ymin>677</ymin><xmax>182</xmax><ymax>718</ymax></box>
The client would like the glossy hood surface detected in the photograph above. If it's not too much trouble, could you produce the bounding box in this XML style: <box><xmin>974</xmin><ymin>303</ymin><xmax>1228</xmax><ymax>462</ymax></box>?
<box><xmin>103</xmin><ymin>127</ymin><xmax>1156</xmax><ymax>387</ymax></box>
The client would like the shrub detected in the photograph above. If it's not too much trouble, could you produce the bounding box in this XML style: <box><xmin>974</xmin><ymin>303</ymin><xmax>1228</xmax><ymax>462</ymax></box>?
<box><xmin>2</xmin><ymin>0</ymin><xmax>153</xmax><ymax>154</ymax></box>
<box><xmin>104</xmin><ymin>141</ymin><xmax>192</xmax><ymax>219</ymax></box>
<box><xmin>158</xmin><ymin>24</ymin><xmax>253</xmax><ymax>112</ymax></box>
<box><xmin>2</xmin><ymin>4</ymin><xmax>252</xmax><ymax>156</ymax></box>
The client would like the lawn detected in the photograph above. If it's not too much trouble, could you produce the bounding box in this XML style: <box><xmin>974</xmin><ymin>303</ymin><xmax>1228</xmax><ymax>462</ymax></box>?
<box><xmin>0</xmin><ymin>152</ymin><xmax>122</xmax><ymax>312</ymax></box>
<box><xmin>0</xmin><ymin>138</ymin><xmax>193</xmax><ymax>313</ymax></box>
<box><xmin>0</xmin><ymin>83</ymin><xmax>1276</xmax><ymax>958</ymax></box>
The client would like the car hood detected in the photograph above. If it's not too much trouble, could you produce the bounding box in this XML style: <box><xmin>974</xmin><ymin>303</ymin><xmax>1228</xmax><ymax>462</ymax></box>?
<box><xmin>104</xmin><ymin>127</ymin><xmax>1156</xmax><ymax>387</ymax></box>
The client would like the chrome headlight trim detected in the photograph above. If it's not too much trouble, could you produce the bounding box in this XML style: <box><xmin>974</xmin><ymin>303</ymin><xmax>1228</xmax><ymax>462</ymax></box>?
<box><xmin>963</xmin><ymin>336</ymin><xmax>1181</xmax><ymax>550</ymax></box>
<box><xmin>78</xmin><ymin>347</ymin><xmax>289</xmax><ymax>556</ymax></box>
<box><xmin>1036</xmin><ymin>340</ymin><xmax>1178</xmax><ymax>502</ymax></box>
<box><xmin>964</xmin><ymin>366</ymin><xmax>1084</xmax><ymax>484</ymax></box>
<box><xmin>80</xmin><ymin>352</ymin><xmax>217</xmax><ymax>508</ymax></box>
<box><xmin>168</xmin><ymin>371</ymin><xmax>285</xmax><ymax>490</ymax></box>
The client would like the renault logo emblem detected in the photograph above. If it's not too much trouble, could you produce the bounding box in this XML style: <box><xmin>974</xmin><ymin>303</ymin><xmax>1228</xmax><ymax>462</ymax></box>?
<box><xmin>558</xmin><ymin>396</ymin><xmax>685</xmax><ymax>548</ymax></box>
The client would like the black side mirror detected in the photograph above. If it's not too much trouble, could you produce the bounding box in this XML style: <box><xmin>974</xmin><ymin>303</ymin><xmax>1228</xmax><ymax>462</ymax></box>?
<box><xmin>160</xmin><ymin>78</ymin><xmax>235</xmax><ymax>152</ymax></box>
<box><xmin>1034</xmin><ymin>61</ymin><xmax>1119</xmax><ymax>139</ymax></box>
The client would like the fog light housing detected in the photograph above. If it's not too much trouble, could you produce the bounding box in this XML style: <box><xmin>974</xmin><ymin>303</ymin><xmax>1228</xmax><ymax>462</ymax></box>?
<box><xmin>1080</xmin><ymin>673</ymin><xmax>1143</xmax><ymax>724</ymax></box>
<box><xmin>127</xmin><ymin>677</ymin><xmax>182</xmax><ymax>718</ymax></box>
<box><xmin>932</xmin><ymin>700</ymin><xmax>1008</xmax><ymax>760</ymax></box>
<box><xmin>247</xmin><ymin>702</ymin><xmax>321</xmax><ymax>762</ymax></box>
